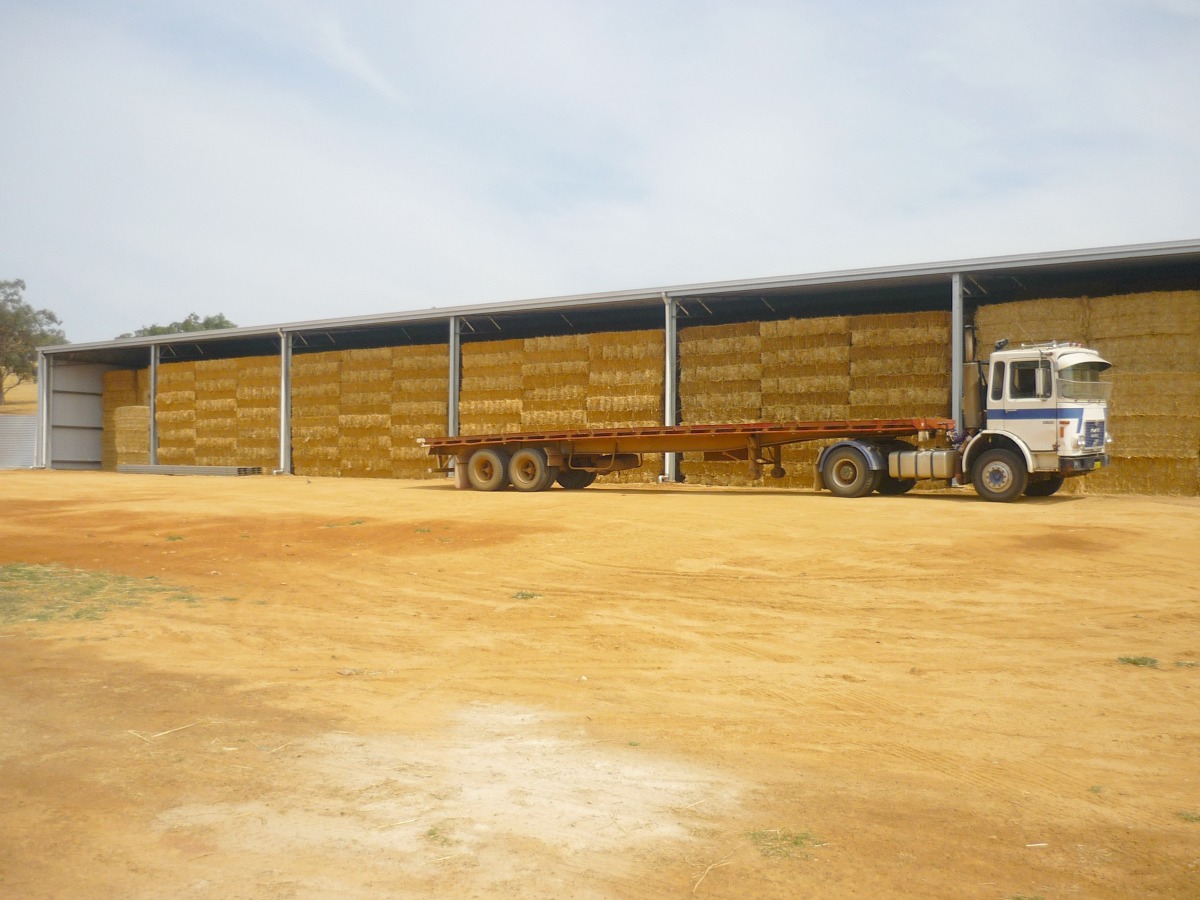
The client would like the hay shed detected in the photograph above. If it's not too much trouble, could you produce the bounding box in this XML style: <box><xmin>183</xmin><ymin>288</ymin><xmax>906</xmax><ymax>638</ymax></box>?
<box><xmin>45</xmin><ymin>240</ymin><xmax>1200</xmax><ymax>495</ymax></box>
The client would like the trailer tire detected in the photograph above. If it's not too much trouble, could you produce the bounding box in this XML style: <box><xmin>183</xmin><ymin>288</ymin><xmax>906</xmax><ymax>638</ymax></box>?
<box><xmin>509</xmin><ymin>447</ymin><xmax>555</xmax><ymax>492</ymax></box>
<box><xmin>876</xmin><ymin>474</ymin><xmax>917</xmax><ymax>495</ymax></box>
<box><xmin>466</xmin><ymin>448</ymin><xmax>510</xmax><ymax>492</ymax></box>
<box><xmin>1024</xmin><ymin>474</ymin><xmax>1065</xmax><ymax>497</ymax></box>
<box><xmin>822</xmin><ymin>446</ymin><xmax>880</xmax><ymax>498</ymax></box>
<box><xmin>556</xmin><ymin>469</ymin><xmax>597</xmax><ymax>490</ymax></box>
<box><xmin>971</xmin><ymin>448</ymin><xmax>1028</xmax><ymax>502</ymax></box>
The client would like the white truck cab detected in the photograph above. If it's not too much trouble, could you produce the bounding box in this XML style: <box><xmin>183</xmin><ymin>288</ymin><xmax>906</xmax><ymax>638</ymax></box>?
<box><xmin>960</xmin><ymin>341</ymin><xmax>1112</xmax><ymax>500</ymax></box>
<box><xmin>816</xmin><ymin>339</ymin><xmax>1113</xmax><ymax>502</ymax></box>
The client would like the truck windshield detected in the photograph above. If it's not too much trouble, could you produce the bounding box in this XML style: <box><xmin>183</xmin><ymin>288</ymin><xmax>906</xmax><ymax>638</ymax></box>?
<box><xmin>1058</xmin><ymin>362</ymin><xmax>1113</xmax><ymax>401</ymax></box>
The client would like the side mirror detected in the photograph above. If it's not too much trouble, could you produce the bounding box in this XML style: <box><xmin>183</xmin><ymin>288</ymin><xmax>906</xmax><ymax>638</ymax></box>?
<box><xmin>1035</xmin><ymin>365</ymin><xmax>1051</xmax><ymax>399</ymax></box>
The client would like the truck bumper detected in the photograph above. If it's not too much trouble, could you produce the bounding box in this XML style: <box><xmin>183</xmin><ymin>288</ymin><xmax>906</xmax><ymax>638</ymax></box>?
<box><xmin>1060</xmin><ymin>453</ymin><xmax>1109</xmax><ymax>475</ymax></box>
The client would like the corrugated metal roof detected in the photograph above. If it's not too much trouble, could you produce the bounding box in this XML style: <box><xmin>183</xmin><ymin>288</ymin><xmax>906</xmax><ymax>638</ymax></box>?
<box><xmin>40</xmin><ymin>239</ymin><xmax>1200</xmax><ymax>358</ymax></box>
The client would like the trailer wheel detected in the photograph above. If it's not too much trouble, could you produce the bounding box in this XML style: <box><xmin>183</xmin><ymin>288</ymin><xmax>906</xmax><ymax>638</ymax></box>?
<box><xmin>556</xmin><ymin>468</ymin><xmax>597</xmax><ymax>490</ymax></box>
<box><xmin>822</xmin><ymin>446</ymin><xmax>880</xmax><ymax>498</ymax></box>
<box><xmin>1024</xmin><ymin>474</ymin><xmax>1065</xmax><ymax>497</ymax></box>
<box><xmin>876</xmin><ymin>474</ymin><xmax>917</xmax><ymax>495</ymax></box>
<box><xmin>466</xmin><ymin>448</ymin><xmax>510</xmax><ymax>492</ymax></box>
<box><xmin>509</xmin><ymin>447</ymin><xmax>555</xmax><ymax>492</ymax></box>
<box><xmin>971</xmin><ymin>448</ymin><xmax>1028</xmax><ymax>502</ymax></box>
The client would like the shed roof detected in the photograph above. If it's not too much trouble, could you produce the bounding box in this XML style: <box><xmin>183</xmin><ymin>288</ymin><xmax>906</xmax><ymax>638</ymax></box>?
<box><xmin>42</xmin><ymin>239</ymin><xmax>1200</xmax><ymax>367</ymax></box>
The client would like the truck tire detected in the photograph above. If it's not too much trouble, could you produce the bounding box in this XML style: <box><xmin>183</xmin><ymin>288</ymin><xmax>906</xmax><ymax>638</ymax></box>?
<box><xmin>466</xmin><ymin>447</ymin><xmax>510</xmax><ymax>492</ymax></box>
<box><xmin>556</xmin><ymin>468</ymin><xmax>597</xmax><ymax>490</ymax></box>
<box><xmin>876</xmin><ymin>474</ymin><xmax>917</xmax><ymax>495</ymax></box>
<box><xmin>822</xmin><ymin>446</ymin><xmax>881</xmax><ymax>498</ymax></box>
<box><xmin>971</xmin><ymin>448</ymin><xmax>1028</xmax><ymax>502</ymax></box>
<box><xmin>1024</xmin><ymin>474</ymin><xmax>1065</xmax><ymax>497</ymax></box>
<box><xmin>509</xmin><ymin>447</ymin><xmax>556</xmax><ymax>492</ymax></box>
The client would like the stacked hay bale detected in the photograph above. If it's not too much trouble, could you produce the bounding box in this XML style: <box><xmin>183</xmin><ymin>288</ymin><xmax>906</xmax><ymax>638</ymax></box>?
<box><xmin>587</xmin><ymin>329</ymin><xmax>664</xmax><ymax>483</ymax></box>
<box><xmin>154</xmin><ymin>361</ymin><xmax>198</xmax><ymax>466</ymax></box>
<box><xmin>234</xmin><ymin>355</ymin><xmax>280</xmax><ymax>469</ymax></box>
<box><xmin>192</xmin><ymin>358</ymin><xmax>239</xmax><ymax>467</ymax></box>
<box><xmin>1085</xmin><ymin>290</ymin><xmax>1199</xmax><ymax>495</ymax></box>
<box><xmin>972</xmin><ymin>296</ymin><xmax>1089</xmax><ymax>352</ymax></box>
<box><xmin>522</xmin><ymin>334</ymin><xmax>590</xmax><ymax>430</ymax></box>
<box><xmin>849</xmin><ymin>311</ymin><xmax>953</xmax><ymax>491</ymax></box>
<box><xmin>391</xmin><ymin>343</ymin><xmax>449</xmax><ymax>479</ymax></box>
<box><xmin>290</xmin><ymin>350</ymin><xmax>342</xmax><ymax>477</ymax></box>
<box><xmin>849</xmin><ymin>311</ymin><xmax>953</xmax><ymax>419</ymax></box>
<box><xmin>460</xmin><ymin>338</ymin><xmax>525</xmax><ymax>435</ymax></box>
<box><xmin>338</xmin><ymin>347</ymin><xmax>394</xmax><ymax>478</ymax></box>
<box><xmin>678</xmin><ymin>322</ymin><xmax>763</xmax><ymax>485</ymax></box>
<box><xmin>760</xmin><ymin>315</ymin><xmax>852</xmax><ymax>490</ymax></box>
<box><xmin>102</xmin><ymin>369</ymin><xmax>149</xmax><ymax>469</ymax></box>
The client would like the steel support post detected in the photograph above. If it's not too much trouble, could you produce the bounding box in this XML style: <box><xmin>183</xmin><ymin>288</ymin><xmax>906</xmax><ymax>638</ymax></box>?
<box><xmin>951</xmin><ymin>272</ymin><xmax>965</xmax><ymax>436</ymax></box>
<box><xmin>448</xmin><ymin>317</ymin><xmax>462</xmax><ymax>437</ymax></box>
<box><xmin>660</xmin><ymin>293</ymin><xmax>679</xmax><ymax>482</ymax></box>
<box><xmin>148</xmin><ymin>345</ymin><xmax>160</xmax><ymax>465</ymax></box>
<box><xmin>35</xmin><ymin>351</ymin><xmax>49</xmax><ymax>468</ymax></box>
<box><xmin>277</xmin><ymin>331</ymin><xmax>293</xmax><ymax>474</ymax></box>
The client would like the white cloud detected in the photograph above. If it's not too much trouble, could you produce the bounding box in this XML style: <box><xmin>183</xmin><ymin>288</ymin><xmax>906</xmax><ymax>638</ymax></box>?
<box><xmin>0</xmin><ymin>0</ymin><xmax>1196</xmax><ymax>343</ymax></box>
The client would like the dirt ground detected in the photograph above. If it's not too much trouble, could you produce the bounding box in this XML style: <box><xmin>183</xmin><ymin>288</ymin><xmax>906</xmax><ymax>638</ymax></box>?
<box><xmin>1</xmin><ymin>470</ymin><xmax>1197</xmax><ymax>899</ymax></box>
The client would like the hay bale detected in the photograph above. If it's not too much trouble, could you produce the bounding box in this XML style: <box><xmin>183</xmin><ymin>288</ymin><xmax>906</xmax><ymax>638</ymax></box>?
<box><xmin>1087</xmin><ymin>456</ymin><xmax>1200</xmax><ymax>496</ymax></box>
<box><xmin>585</xmin><ymin>329</ymin><xmax>664</xmax><ymax>483</ymax></box>
<box><xmin>850</xmin><ymin>311</ymin><xmax>951</xmax><ymax>420</ymax></box>
<box><xmin>760</xmin><ymin>316</ymin><xmax>851</xmax><ymax>414</ymax></box>
<box><xmin>1088</xmin><ymin>291</ymin><xmax>1199</xmax><ymax>339</ymax></box>
<box><xmin>521</xmin><ymin>334</ymin><xmax>589</xmax><ymax>430</ymax></box>
<box><xmin>974</xmin><ymin>297</ymin><xmax>1089</xmax><ymax>350</ymax></box>
<box><xmin>460</xmin><ymin>338</ymin><xmax>525</xmax><ymax>435</ymax></box>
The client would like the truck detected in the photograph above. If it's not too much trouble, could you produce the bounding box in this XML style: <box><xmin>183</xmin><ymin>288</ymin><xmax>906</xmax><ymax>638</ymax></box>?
<box><xmin>419</xmin><ymin>340</ymin><xmax>1113</xmax><ymax>502</ymax></box>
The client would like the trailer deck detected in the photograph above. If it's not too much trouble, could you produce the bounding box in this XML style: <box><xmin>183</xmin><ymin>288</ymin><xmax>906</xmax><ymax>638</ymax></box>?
<box><xmin>419</xmin><ymin>418</ymin><xmax>956</xmax><ymax>459</ymax></box>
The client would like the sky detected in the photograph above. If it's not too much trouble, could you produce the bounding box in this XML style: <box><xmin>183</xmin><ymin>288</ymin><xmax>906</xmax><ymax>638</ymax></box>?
<box><xmin>2</xmin><ymin>0</ymin><xmax>1198</xmax><ymax>345</ymax></box>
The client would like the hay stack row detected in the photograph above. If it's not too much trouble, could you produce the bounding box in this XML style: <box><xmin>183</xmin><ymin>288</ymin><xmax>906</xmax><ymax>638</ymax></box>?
<box><xmin>101</xmin><ymin>368</ymin><xmax>150</xmax><ymax>469</ymax></box>
<box><xmin>155</xmin><ymin>360</ymin><xmax>199</xmax><ymax>466</ymax></box>
<box><xmin>290</xmin><ymin>350</ymin><xmax>342</xmax><ymax>477</ymax></box>
<box><xmin>392</xmin><ymin>344</ymin><xmax>450</xmax><ymax>479</ymax></box>
<box><xmin>761</xmin><ymin>315</ymin><xmax>852</xmax><ymax>490</ymax></box>
<box><xmin>459</xmin><ymin>338</ymin><xmax>525</xmax><ymax>436</ymax></box>
<box><xmin>586</xmin><ymin>329</ymin><xmax>664</xmax><ymax>483</ymax></box>
<box><xmin>850</xmin><ymin>311</ymin><xmax>952</xmax><ymax>419</ymax></box>
<box><xmin>679</xmin><ymin>322</ymin><xmax>762</xmax><ymax>485</ymax></box>
<box><xmin>522</xmin><ymin>334</ymin><xmax>590</xmax><ymax>430</ymax></box>
<box><xmin>677</xmin><ymin>311</ymin><xmax>951</xmax><ymax>488</ymax></box>
<box><xmin>976</xmin><ymin>290</ymin><xmax>1199</xmax><ymax>495</ymax></box>
<box><xmin>337</xmin><ymin>347</ymin><xmax>393</xmax><ymax>478</ymax></box>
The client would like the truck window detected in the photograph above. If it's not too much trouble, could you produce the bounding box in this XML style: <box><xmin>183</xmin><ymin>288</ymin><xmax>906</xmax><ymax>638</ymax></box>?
<box><xmin>990</xmin><ymin>362</ymin><xmax>1005</xmax><ymax>402</ymax></box>
<box><xmin>1010</xmin><ymin>360</ymin><xmax>1050</xmax><ymax>399</ymax></box>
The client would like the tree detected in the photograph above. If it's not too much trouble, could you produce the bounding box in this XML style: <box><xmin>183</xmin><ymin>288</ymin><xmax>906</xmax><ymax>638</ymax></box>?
<box><xmin>117</xmin><ymin>312</ymin><xmax>237</xmax><ymax>339</ymax></box>
<box><xmin>0</xmin><ymin>280</ymin><xmax>68</xmax><ymax>405</ymax></box>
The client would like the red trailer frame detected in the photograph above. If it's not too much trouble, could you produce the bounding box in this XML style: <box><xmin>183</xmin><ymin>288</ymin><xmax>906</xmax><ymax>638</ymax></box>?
<box><xmin>419</xmin><ymin>418</ymin><xmax>956</xmax><ymax>491</ymax></box>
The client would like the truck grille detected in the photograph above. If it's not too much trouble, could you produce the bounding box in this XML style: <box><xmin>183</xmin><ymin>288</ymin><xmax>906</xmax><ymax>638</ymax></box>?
<box><xmin>1082</xmin><ymin>420</ymin><xmax>1105</xmax><ymax>450</ymax></box>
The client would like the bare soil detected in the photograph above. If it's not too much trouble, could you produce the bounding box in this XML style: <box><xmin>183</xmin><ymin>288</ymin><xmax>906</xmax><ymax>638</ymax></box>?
<box><xmin>1</xmin><ymin>470</ymin><xmax>1197</xmax><ymax>899</ymax></box>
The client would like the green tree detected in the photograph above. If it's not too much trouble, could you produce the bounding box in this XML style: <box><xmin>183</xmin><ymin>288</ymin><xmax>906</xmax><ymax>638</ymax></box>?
<box><xmin>1</xmin><ymin>280</ymin><xmax>68</xmax><ymax>404</ymax></box>
<box><xmin>117</xmin><ymin>312</ymin><xmax>237</xmax><ymax>339</ymax></box>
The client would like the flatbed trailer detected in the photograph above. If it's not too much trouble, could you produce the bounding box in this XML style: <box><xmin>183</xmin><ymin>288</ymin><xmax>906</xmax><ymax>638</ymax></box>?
<box><xmin>419</xmin><ymin>417</ymin><xmax>956</xmax><ymax>493</ymax></box>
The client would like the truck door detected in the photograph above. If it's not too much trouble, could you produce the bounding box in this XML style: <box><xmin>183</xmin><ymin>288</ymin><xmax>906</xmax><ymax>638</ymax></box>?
<box><xmin>998</xmin><ymin>357</ymin><xmax>1056</xmax><ymax>453</ymax></box>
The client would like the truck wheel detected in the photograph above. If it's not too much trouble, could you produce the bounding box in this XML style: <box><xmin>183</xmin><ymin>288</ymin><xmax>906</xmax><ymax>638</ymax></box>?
<box><xmin>876</xmin><ymin>474</ymin><xmax>917</xmax><ymax>495</ymax></box>
<box><xmin>556</xmin><ymin>469</ymin><xmax>597</xmax><ymax>490</ymax></box>
<box><xmin>466</xmin><ymin>448</ymin><xmax>510</xmax><ymax>492</ymax></box>
<box><xmin>509</xmin><ymin>447</ymin><xmax>555</xmax><ymax>492</ymax></box>
<box><xmin>1024</xmin><ymin>474</ymin><xmax>1065</xmax><ymax>497</ymax></box>
<box><xmin>971</xmin><ymin>449</ymin><xmax>1028</xmax><ymax>502</ymax></box>
<box><xmin>822</xmin><ymin>446</ymin><xmax>880</xmax><ymax>498</ymax></box>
